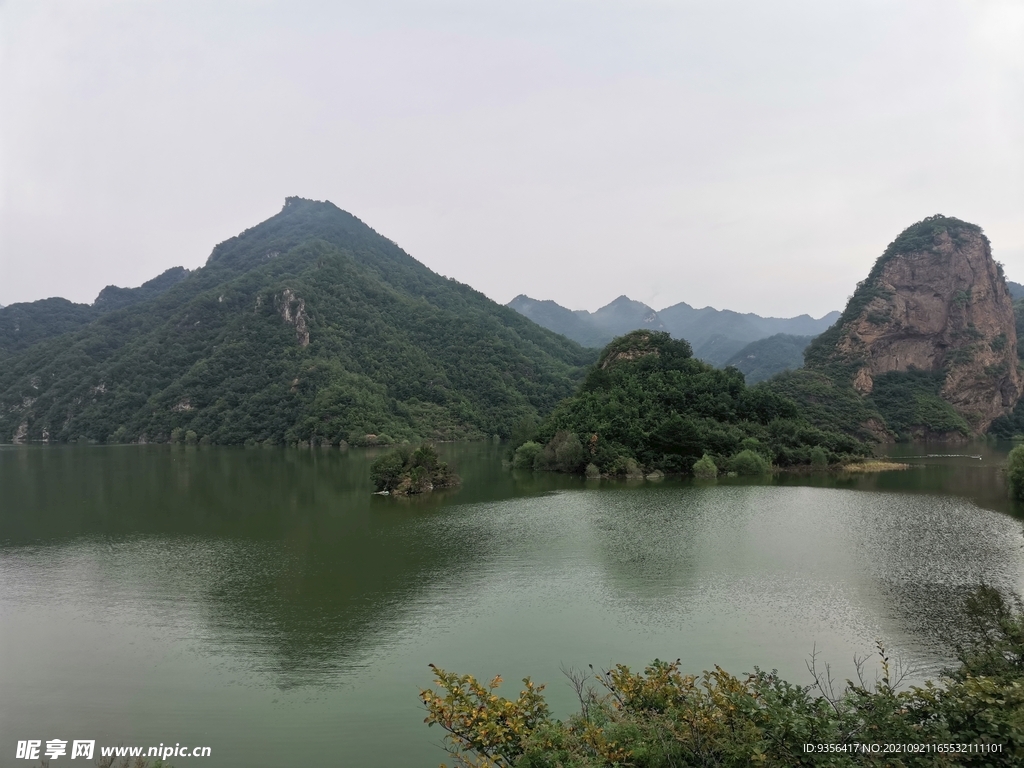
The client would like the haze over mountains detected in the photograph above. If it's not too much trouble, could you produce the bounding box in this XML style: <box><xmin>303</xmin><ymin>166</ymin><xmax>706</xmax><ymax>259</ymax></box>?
<box><xmin>508</xmin><ymin>294</ymin><xmax>840</xmax><ymax>367</ymax></box>
<box><xmin>3</xmin><ymin>201</ymin><xmax>1023</xmax><ymax>447</ymax></box>
<box><xmin>722</xmin><ymin>334</ymin><xmax>816</xmax><ymax>384</ymax></box>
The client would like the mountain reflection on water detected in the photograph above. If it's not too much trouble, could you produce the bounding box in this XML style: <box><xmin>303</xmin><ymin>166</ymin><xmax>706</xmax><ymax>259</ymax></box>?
<box><xmin>1</xmin><ymin>442</ymin><xmax>1022</xmax><ymax>767</ymax></box>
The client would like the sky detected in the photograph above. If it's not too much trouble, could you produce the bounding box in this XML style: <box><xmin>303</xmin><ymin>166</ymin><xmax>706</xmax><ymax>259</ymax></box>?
<box><xmin>1</xmin><ymin>0</ymin><xmax>1022</xmax><ymax>318</ymax></box>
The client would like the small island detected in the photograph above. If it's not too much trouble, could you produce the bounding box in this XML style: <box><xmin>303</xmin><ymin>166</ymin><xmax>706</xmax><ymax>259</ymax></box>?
<box><xmin>370</xmin><ymin>444</ymin><xmax>461</xmax><ymax>495</ymax></box>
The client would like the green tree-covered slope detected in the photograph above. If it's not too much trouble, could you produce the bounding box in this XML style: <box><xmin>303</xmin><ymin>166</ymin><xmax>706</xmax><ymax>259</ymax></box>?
<box><xmin>93</xmin><ymin>266</ymin><xmax>191</xmax><ymax>312</ymax></box>
<box><xmin>0</xmin><ymin>267</ymin><xmax>190</xmax><ymax>359</ymax></box>
<box><xmin>0</xmin><ymin>198</ymin><xmax>593</xmax><ymax>445</ymax></box>
<box><xmin>519</xmin><ymin>330</ymin><xmax>866</xmax><ymax>476</ymax></box>
<box><xmin>723</xmin><ymin>333</ymin><xmax>813</xmax><ymax>383</ymax></box>
<box><xmin>0</xmin><ymin>298</ymin><xmax>98</xmax><ymax>359</ymax></box>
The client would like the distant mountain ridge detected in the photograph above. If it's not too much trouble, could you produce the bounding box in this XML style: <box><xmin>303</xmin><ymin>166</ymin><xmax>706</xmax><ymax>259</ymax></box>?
<box><xmin>724</xmin><ymin>334</ymin><xmax>815</xmax><ymax>383</ymax></box>
<box><xmin>508</xmin><ymin>294</ymin><xmax>840</xmax><ymax>366</ymax></box>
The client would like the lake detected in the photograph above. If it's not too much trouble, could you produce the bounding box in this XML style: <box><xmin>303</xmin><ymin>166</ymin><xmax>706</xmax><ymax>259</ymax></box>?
<box><xmin>2</xmin><ymin>442</ymin><xmax>1023</xmax><ymax>766</ymax></box>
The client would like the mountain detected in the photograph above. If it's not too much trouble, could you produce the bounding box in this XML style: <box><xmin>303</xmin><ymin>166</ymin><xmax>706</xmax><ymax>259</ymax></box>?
<box><xmin>802</xmin><ymin>214</ymin><xmax>1022</xmax><ymax>437</ymax></box>
<box><xmin>589</xmin><ymin>295</ymin><xmax>666</xmax><ymax>336</ymax></box>
<box><xmin>518</xmin><ymin>329</ymin><xmax>866</xmax><ymax>476</ymax></box>
<box><xmin>507</xmin><ymin>294</ymin><xmax>666</xmax><ymax>349</ymax></box>
<box><xmin>692</xmin><ymin>334</ymin><xmax>750</xmax><ymax>366</ymax></box>
<box><xmin>507</xmin><ymin>294</ymin><xmax>839</xmax><ymax>366</ymax></box>
<box><xmin>1007</xmin><ymin>281</ymin><xmax>1024</xmax><ymax>301</ymax></box>
<box><xmin>657</xmin><ymin>303</ymin><xmax>839</xmax><ymax>363</ymax></box>
<box><xmin>0</xmin><ymin>198</ymin><xmax>592</xmax><ymax>445</ymax></box>
<box><xmin>0</xmin><ymin>267</ymin><xmax>191</xmax><ymax>360</ymax></box>
<box><xmin>507</xmin><ymin>295</ymin><xmax>612</xmax><ymax>349</ymax></box>
<box><xmin>93</xmin><ymin>266</ymin><xmax>191</xmax><ymax>311</ymax></box>
<box><xmin>0</xmin><ymin>298</ymin><xmax>99</xmax><ymax>359</ymax></box>
<box><xmin>724</xmin><ymin>334</ymin><xmax>815</xmax><ymax>383</ymax></box>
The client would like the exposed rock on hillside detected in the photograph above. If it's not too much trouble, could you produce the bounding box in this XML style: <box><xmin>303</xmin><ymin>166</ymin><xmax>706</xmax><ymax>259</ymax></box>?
<box><xmin>597</xmin><ymin>330</ymin><xmax>667</xmax><ymax>369</ymax></box>
<box><xmin>0</xmin><ymin>198</ymin><xmax>591</xmax><ymax>445</ymax></box>
<box><xmin>805</xmin><ymin>215</ymin><xmax>1022</xmax><ymax>434</ymax></box>
<box><xmin>276</xmin><ymin>289</ymin><xmax>309</xmax><ymax>347</ymax></box>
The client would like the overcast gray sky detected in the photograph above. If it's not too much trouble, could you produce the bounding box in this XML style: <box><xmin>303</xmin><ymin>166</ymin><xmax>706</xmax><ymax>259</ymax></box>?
<box><xmin>1</xmin><ymin>0</ymin><xmax>1022</xmax><ymax>318</ymax></box>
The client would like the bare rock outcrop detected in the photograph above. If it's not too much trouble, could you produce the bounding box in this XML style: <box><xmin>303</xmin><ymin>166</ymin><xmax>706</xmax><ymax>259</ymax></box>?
<box><xmin>806</xmin><ymin>215</ymin><xmax>1022</xmax><ymax>434</ymax></box>
<box><xmin>598</xmin><ymin>330</ymin><xmax>666</xmax><ymax>369</ymax></box>
<box><xmin>276</xmin><ymin>289</ymin><xmax>310</xmax><ymax>347</ymax></box>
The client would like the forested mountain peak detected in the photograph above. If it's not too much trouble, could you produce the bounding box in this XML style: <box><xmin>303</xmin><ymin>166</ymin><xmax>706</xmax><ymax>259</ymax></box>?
<box><xmin>528</xmin><ymin>328</ymin><xmax>865</xmax><ymax>477</ymax></box>
<box><xmin>0</xmin><ymin>200</ymin><xmax>593</xmax><ymax>445</ymax></box>
<box><xmin>206</xmin><ymin>197</ymin><xmax>397</xmax><ymax>269</ymax></box>
<box><xmin>597</xmin><ymin>330</ymin><xmax>689</xmax><ymax>370</ymax></box>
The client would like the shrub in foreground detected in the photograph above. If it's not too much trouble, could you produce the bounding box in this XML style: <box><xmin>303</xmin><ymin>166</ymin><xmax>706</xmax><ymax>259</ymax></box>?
<box><xmin>422</xmin><ymin>586</ymin><xmax>1024</xmax><ymax>767</ymax></box>
<box><xmin>513</xmin><ymin>441</ymin><xmax>543</xmax><ymax>470</ymax></box>
<box><xmin>810</xmin><ymin>445</ymin><xmax>828</xmax><ymax>470</ymax></box>
<box><xmin>728</xmin><ymin>448</ymin><xmax>771</xmax><ymax>476</ymax></box>
<box><xmin>692</xmin><ymin>454</ymin><xmax>718</xmax><ymax>479</ymax></box>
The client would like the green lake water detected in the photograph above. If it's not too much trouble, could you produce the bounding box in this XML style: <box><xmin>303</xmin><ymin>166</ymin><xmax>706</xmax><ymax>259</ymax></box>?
<box><xmin>2</xmin><ymin>442</ymin><xmax>1023</xmax><ymax>766</ymax></box>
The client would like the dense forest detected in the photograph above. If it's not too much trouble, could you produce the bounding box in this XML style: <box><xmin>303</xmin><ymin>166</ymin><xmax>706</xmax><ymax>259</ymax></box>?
<box><xmin>512</xmin><ymin>330</ymin><xmax>866</xmax><ymax>477</ymax></box>
<box><xmin>0</xmin><ymin>198</ymin><xmax>593</xmax><ymax>445</ymax></box>
<box><xmin>761</xmin><ymin>367</ymin><xmax>970</xmax><ymax>443</ymax></box>
<box><xmin>0</xmin><ymin>267</ymin><xmax>190</xmax><ymax>359</ymax></box>
<box><xmin>7</xmin><ymin>206</ymin><xmax>1024</xmax><ymax>448</ymax></box>
<box><xmin>722</xmin><ymin>333</ymin><xmax>813</xmax><ymax>383</ymax></box>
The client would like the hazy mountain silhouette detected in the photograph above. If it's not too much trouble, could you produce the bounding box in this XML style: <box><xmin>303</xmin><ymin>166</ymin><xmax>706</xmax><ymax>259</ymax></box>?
<box><xmin>508</xmin><ymin>294</ymin><xmax>839</xmax><ymax>366</ymax></box>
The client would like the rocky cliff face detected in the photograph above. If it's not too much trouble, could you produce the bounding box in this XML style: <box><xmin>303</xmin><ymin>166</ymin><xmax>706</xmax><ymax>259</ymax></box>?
<box><xmin>805</xmin><ymin>215</ymin><xmax>1023</xmax><ymax>434</ymax></box>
